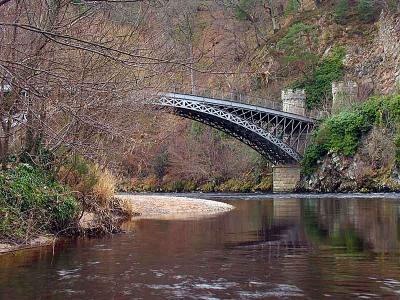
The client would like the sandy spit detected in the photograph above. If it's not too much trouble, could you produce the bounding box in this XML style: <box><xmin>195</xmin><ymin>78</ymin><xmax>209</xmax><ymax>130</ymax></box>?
<box><xmin>116</xmin><ymin>194</ymin><xmax>235</xmax><ymax>220</ymax></box>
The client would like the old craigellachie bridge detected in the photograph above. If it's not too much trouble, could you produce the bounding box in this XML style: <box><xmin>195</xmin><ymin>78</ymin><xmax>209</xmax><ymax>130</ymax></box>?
<box><xmin>155</xmin><ymin>87</ymin><xmax>321</xmax><ymax>192</ymax></box>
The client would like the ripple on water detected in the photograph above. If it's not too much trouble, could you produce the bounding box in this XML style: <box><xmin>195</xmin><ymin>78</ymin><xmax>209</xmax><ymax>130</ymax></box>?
<box><xmin>238</xmin><ymin>284</ymin><xmax>304</xmax><ymax>298</ymax></box>
<box><xmin>57</xmin><ymin>268</ymin><xmax>81</xmax><ymax>280</ymax></box>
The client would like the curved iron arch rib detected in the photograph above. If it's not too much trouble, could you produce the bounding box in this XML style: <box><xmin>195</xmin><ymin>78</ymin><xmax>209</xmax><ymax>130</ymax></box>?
<box><xmin>157</xmin><ymin>95</ymin><xmax>302</xmax><ymax>165</ymax></box>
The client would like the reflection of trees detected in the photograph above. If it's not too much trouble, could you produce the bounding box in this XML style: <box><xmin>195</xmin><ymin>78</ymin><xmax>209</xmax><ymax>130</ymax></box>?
<box><xmin>301</xmin><ymin>198</ymin><xmax>400</xmax><ymax>254</ymax></box>
<box><xmin>124</xmin><ymin>198</ymin><xmax>400</xmax><ymax>255</ymax></box>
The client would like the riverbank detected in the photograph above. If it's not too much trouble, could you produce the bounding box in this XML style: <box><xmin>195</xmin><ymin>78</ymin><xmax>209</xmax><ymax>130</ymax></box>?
<box><xmin>300</xmin><ymin>94</ymin><xmax>400</xmax><ymax>193</ymax></box>
<box><xmin>0</xmin><ymin>208</ymin><xmax>128</xmax><ymax>255</ymax></box>
<box><xmin>115</xmin><ymin>194</ymin><xmax>234</xmax><ymax>220</ymax></box>
<box><xmin>0</xmin><ymin>195</ymin><xmax>234</xmax><ymax>254</ymax></box>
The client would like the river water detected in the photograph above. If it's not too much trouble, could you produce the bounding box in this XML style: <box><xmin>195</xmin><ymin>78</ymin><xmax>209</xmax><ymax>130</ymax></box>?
<box><xmin>2</xmin><ymin>194</ymin><xmax>400</xmax><ymax>299</ymax></box>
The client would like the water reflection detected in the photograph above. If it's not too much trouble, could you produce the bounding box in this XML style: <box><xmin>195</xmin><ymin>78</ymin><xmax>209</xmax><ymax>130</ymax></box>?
<box><xmin>1</xmin><ymin>195</ymin><xmax>400</xmax><ymax>299</ymax></box>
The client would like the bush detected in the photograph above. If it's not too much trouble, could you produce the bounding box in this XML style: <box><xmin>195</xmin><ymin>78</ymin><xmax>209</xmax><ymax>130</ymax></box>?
<box><xmin>162</xmin><ymin>181</ymin><xmax>185</xmax><ymax>192</ymax></box>
<box><xmin>395</xmin><ymin>134</ymin><xmax>400</xmax><ymax>167</ymax></box>
<box><xmin>302</xmin><ymin>94</ymin><xmax>400</xmax><ymax>175</ymax></box>
<box><xmin>92</xmin><ymin>165</ymin><xmax>116</xmax><ymax>206</ymax></box>
<box><xmin>217</xmin><ymin>178</ymin><xmax>253</xmax><ymax>193</ymax></box>
<box><xmin>252</xmin><ymin>176</ymin><xmax>273</xmax><ymax>192</ymax></box>
<box><xmin>0</xmin><ymin>164</ymin><xmax>80</xmax><ymax>243</ymax></box>
<box><xmin>153</xmin><ymin>149</ymin><xmax>169</xmax><ymax>179</ymax></box>
<box><xmin>357</xmin><ymin>0</ymin><xmax>376</xmax><ymax>22</ymax></box>
<box><xmin>129</xmin><ymin>176</ymin><xmax>159</xmax><ymax>192</ymax></box>
<box><xmin>199</xmin><ymin>182</ymin><xmax>216</xmax><ymax>192</ymax></box>
<box><xmin>285</xmin><ymin>0</ymin><xmax>300</xmax><ymax>15</ymax></box>
<box><xmin>234</xmin><ymin>0</ymin><xmax>258</xmax><ymax>21</ymax></box>
<box><xmin>277</xmin><ymin>22</ymin><xmax>318</xmax><ymax>71</ymax></box>
<box><xmin>293</xmin><ymin>47</ymin><xmax>346</xmax><ymax>108</ymax></box>
<box><xmin>334</xmin><ymin>0</ymin><xmax>349</xmax><ymax>23</ymax></box>
<box><xmin>58</xmin><ymin>155</ymin><xmax>116</xmax><ymax>208</ymax></box>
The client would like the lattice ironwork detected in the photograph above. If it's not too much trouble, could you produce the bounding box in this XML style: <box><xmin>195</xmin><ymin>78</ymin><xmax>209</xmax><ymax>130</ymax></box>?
<box><xmin>154</xmin><ymin>93</ymin><xmax>316</xmax><ymax>165</ymax></box>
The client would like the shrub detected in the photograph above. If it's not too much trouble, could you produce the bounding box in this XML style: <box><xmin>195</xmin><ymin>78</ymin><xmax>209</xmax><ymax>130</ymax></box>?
<box><xmin>153</xmin><ymin>149</ymin><xmax>169</xmax><ymax>179</ymax></box>
<box><xmin>217</xmin><ymin>178</ymin><xmax>254</xmax><ymax>193</ymax></box>
<box><xmin>132</xmin><ymin>176</ymin><xmax>159</xmax><ymax>192</ymax></box>
<box><xmin>395</xmin><ymin>134</ymin><xmax>400</xmax><ymax>167</ymax></box>
<box><xmin>58</xmin><ymin>156</ymin><xmax>116</xmax><ymax>208</ymax></box>
<box><xmin>162</xmin><ymin>181</ymin><xmax>185</xmax><ymax>192</ymax></box>
<box><xmin>285</xmin><ymin>0</ymin><xmax>300</xmax><ymax>15</ymax></box>
<box><xmin>0</xmin><ymin>164</ymin><xmax>80</xmax><ymax>243</ymax></box>
<box><xmin>334</xmin><ymin>0</ymin><xmax>349</xmax><ymax>23</ymax></box>
<box><xmin>92</xmin><ymin>166</ymin><xmax>116</xmax><ymax>206</ymax></box>
<box><xmin>292</xmin><ymin>47</ymin><xmax>346</xmax><ymax>108</ymax></box>
<box><xmin>357</xmin><ymin>0</ymin><xmax>376</xmax><ymax>22</ymax></box>
<box><xmin>302</xmin><ymin>94</ymin><xmax>400</xmax><ymax>175</ymax></box>
<box><xmin>277</xmin><ymin>22</ymin><xmax>318</xmax><ymax>71</ymax></box>
<box><xmin>183</xmin><ymin>180</ymin><xmax>197</xmax><ymax>192</ymax></box>
<box><xmin>252</xmin><ymin>176</ymin><xmax>273</xmax><ymax>192</ymax></box>
<box><xmin>199</xmin><ymin>182</ymin><xmax>216</xmax><ymax>192</ymax></box>
<box><xmin>234</xmin><ymin>0</ymin><xmax>258</xmax><ymax>21</ymax></box>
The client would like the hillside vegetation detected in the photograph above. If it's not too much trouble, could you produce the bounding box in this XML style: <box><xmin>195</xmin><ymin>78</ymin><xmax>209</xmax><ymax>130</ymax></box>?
<box><xmin>301</xmin><ymin>92</ymin><xmax>400</xmax><ymax>192</ymax></box>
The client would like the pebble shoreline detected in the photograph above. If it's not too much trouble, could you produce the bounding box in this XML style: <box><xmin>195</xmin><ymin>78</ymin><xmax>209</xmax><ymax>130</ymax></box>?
<box><xmin>116</xmin><ymin>194</ymin><xmax>235</xmax><ymax>220</ymax></box>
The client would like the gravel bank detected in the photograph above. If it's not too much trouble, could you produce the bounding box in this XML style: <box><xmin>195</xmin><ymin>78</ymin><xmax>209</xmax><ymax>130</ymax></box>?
<box><xmin>116</xmin><ymin>194</ymin><xmax>234</xmax><ymax>220</ymax></box>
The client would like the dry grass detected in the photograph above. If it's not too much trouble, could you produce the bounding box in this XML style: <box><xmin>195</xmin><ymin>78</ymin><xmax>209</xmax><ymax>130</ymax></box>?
<box><xmin>92</xmin><ymin>165</ymin><xmax>116</xmax><ymax>207</ymax></box>
<box><xmin>113</xmin><ymin>198</ymin><xmax>135</xmax><ymax>218</ymax></box>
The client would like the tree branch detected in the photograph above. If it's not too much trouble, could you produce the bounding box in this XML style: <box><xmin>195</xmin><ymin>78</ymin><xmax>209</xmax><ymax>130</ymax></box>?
<box><xmin>0</xmin><ymin>0</ymin><xmax>12</xmax><ymax>6</ymax></box>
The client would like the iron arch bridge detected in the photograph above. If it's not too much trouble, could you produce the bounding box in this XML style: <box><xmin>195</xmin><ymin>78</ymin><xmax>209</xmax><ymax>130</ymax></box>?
<box><xmin>155</xmin><ymin>93</ymin><xmax>316</xmax><ymax>165</ymax></box>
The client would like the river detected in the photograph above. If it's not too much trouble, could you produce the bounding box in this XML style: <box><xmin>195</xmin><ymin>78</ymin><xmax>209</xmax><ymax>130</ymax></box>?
<box><xmin>2</xmin><ymin>193</ymin><xmax>400</xmax><ymax>299</ymax></box>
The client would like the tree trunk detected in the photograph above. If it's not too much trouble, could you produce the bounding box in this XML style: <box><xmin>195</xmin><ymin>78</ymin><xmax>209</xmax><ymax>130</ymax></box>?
<box><xmin>0</xmin><ymin>118</ymin><xmax>11</xmax><ymax>169</ymax></box>
<box><xmin>189</xmin><ymin>42</ymin><xmax>196</xmax><ymax>94</ymax></box>
<box><xmin>267</xmin><ymin>0</ymin><xmax>280</xmax><ymax>33</ymax></box>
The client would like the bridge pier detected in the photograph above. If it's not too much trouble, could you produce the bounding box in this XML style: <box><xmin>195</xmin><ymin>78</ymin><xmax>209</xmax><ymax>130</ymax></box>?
<box><xmin>272</xmin><ymin>165</ymin><xmax>301</xmax><ymax>193</ymax></box>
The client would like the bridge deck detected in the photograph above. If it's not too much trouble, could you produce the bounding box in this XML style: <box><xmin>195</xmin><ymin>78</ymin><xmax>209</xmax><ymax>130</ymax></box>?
<box><xmin>156</xmin><ymin>92</ymin><xmax>317</xmax><ymax>164</ymax></box>
<box><xmin>162</xmin><ymin>93</ymin><xmax>315</xmax><ymax>124</ymax></box>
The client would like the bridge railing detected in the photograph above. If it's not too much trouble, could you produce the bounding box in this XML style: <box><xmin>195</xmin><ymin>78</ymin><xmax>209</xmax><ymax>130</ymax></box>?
<box><xmin>170</xmin><ymin>85</ymin><xmax>326</xmax><ymax>120</ymax></box>
<box><xmin>172</xmin><ymin>85</ymin><xmax>282</xmax><ymax>110</ymax></box>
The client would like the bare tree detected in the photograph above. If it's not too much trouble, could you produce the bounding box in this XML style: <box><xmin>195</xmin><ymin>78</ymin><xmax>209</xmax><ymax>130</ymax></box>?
<box><xmin>0</xmin><ymin>0</ymin><xmax>175</xmax><ymax>168</ymax></box>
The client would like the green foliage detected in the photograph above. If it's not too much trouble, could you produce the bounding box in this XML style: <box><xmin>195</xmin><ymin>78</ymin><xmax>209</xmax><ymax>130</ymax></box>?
<box><xmin>301</xmin><ymin>144</ymin><xmax>328</xmax><ymax>176</ymax></box>
<box><xmin>302</xmin><ymin>94</ymin><xmax>400</xmax><ymax>176</ymax></box>
<box><xmin>277</xmin><ymin>22</ymin><xmax>318</xmax><ymax>71</ymax></box>
<box><xmin>190</xmin><ymin>121</ymin><xmax>205</xmax><ymax>137</ymax></box>
<box><xmin>0</xmin><ymin>164</ymin><xmax>80</xmax><ymax>242</ymax></box>
<box><xmin>199</xmin><ymin>182</ymin><xmax>216</xmax><ymax>192</ymax></box>
<box><xmin>252</xmin><ymin>176</ymin><xmax>273</xmax><ymax>192</ymax></box>
<box><xmin>357</xmin><ymin>0</ymin><xmax>376</xmax><ymax>22</ymax></box>
<box><xmin>60</xmin><ymin>155</ymin><xmax>98</xmax><ymax>195</ymax></box>
<box><xmin>334</xmin><ymin>0</ymin><xmax>349</xmax><ymax>23</ymax></box>
<box><xmin>217</xmin><ymin>178</ymin><xmax>253</xmax><ymax>193</ymax></box>
<box><xmin>395</xmin><ymin>134</ymin><xmax>400</xmax><ymax>167</ymax></box>
<box><xmin>293</xmin><ymin>47</ymin><xmax>346</xmax><ymax>108</ymax></box>
<box><xmin>285</xmin><ymin>0</ymin><xmax>300</xmax><ymax>15</ymax></box>
<box><xmin>386</xmin><ymin>0</ymin><xmax>399</xmax><ymax>12</ymax></box>
<box><xmin>234</xmin><ymin>0</ymin><xmax>260</xmax><ymax>21</ymax></box>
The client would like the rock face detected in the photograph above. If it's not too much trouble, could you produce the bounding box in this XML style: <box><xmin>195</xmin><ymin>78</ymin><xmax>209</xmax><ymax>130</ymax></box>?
<box><xmin>301</xmin><ymin>127</ymin><xmax>400</xmax><ymax>192</ymax></box>
<box><xmin>346</xmin><ymin>12</ymin><xmax>400</xmax><ymax>95</ymax></box>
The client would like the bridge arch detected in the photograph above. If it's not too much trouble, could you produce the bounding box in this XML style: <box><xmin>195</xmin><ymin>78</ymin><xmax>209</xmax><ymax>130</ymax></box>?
<box><xmin>155</xmin><ymin>93</ymin><xmax>316</xmax><ymax>165</ymax></box>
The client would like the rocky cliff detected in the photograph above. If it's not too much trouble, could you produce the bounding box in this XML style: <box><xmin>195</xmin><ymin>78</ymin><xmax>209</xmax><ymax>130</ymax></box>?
<box><xmin>301</xmin><ymin>124</ymin><xmax>400</xmax><ymax>193</ymax></box>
